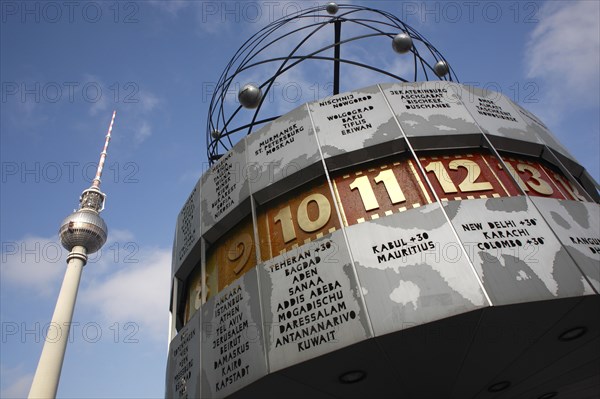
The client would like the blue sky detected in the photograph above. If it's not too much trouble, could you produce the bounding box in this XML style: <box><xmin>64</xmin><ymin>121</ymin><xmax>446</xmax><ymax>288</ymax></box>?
<box><xmin>1</xmin><ymin>1</ymin><xmax>598</xmax><ymax>397</ymax></box>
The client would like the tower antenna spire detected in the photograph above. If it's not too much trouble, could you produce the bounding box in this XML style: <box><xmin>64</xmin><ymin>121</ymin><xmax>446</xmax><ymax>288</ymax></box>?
<box><xmin>92</xmin><ymin>109</ymin><xmax>116</xmax><ymax>190</ymax></box>
<box><xmin>77</xmin><ymin>110</ymin><xmax>116</xmax><ymax>213</ymax></box>
<box><xmin>29</xmin><ymin>111</ymin><xmax>116</xmax><ymax>399</ymax></box>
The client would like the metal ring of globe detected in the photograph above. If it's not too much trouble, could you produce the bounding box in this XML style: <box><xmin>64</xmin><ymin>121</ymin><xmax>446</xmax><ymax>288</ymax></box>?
<box><xmin>206</xmin><ymin>3</ymin><xmax>457</xmax><ymax>164</ymax></box>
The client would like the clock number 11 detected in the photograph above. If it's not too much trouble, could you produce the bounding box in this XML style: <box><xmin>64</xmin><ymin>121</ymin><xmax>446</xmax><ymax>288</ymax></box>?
<box><xmin>349</xmin><ymin>169</ymin><xmax>406</xmax><ymax>211</ymax></box>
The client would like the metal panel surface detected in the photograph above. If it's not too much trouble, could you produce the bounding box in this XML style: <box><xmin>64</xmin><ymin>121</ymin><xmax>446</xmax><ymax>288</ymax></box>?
<box><xmin>174</xmin><ymin>177</ymin><xmax>202</xmax><ymax>277</ymax></box>
<box><xmin>508</xmin><ymin>100</ymin><xmax>575</xmax><ymax>161</ymax></box>
<box><xmin>165</xmin><ymin>309</ymin><xmax>202</xmax><ymax>398</ymax></box>
<box><xmin>531</xmin><ymin>197</ymin><xmax>600</xmax><ymax>292</ymax></box>
<box><xmin>308</xmin><ymin>85</ymin><xmax>403</xmax><ymax>164</ymax></box>
<box><xmin>200</xmin><ymin>138</ymin><xmax>251</xmax><ymax>239</ymax></box>
<box><xmin>451</xmin><ymin>297</ymin><xmax>583</xmax><ymax>398</ymax></box>
<box><xmin>375</xmin><ymin>308</ymin><xmax>483</xmax><ymax>399</ymax></box>
<box><xmin>246</xmin><ymin>104</ymin><xmax>323</xmax><ymax>201</ymax></box>
<box><xmin>381</xmin><ymin>81</ymin><xmax>480</xmax><ymax>139</ymax></box>
<box><xmin>258</xmin><ymin>230</ymin><xmax>371</xmax><ymax>372</ymax></box>
<box><xmin>200</xmin><ymin>269</ymin><xmax>267</xmax><ymax>398</ymax></box>
<box><xmin>345</xmin><ymin>202</ymin><xmax>489</xmax><ymax>336</ymax></box>
<box><xmin>458</xmin><ymin>86</ymin><xmax>543</xmax><ymax>151</ymax></box>
<box><xmin>445</xmin><ymin>196</ymin><xmax>593</xmax><ymax>305</ymax></box>
<box><xmin>490</xmin><ymin>295</ymin><xmax>600</xmax><ymax>399</ymax></box>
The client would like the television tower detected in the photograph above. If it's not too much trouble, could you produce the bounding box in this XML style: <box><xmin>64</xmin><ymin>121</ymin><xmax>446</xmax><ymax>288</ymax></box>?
<box><xmin>28</xmin><ymin>111</ymin><xmax>116</xmax><ymax>399</ymax></box>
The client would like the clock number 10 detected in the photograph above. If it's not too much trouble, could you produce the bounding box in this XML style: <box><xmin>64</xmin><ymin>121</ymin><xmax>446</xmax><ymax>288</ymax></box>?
<box><xmin>273</xmin><ymin>193</ymin><xmax>332</xmax><ymax>243</ymax></box>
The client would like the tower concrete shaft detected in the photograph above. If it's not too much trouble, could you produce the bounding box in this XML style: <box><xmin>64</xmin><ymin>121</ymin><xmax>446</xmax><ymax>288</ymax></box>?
<box><xmin>28</xmin><ymin>247</ymin><xmax>87</xmax><ymax>399</ymax></box>
<box><xmin>29</xmin><ymin>110</ymin><xmax>116</xmax><ymax>398</ymax></box>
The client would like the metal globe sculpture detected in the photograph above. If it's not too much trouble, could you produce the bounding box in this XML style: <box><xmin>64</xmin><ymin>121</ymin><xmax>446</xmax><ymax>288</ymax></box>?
<box><xmin>392</xmin><ymin>32</ymin><xmax>413</xmax><ymax>54</ymax></box>
<box><xmin>326</xmin><ymin>2</ymin><xmax>339</xmax><ymax>15</ymax></box>
<box><xmin>434</xmin><ymin>60</ymin><xmax>449</xmax><ymax>77</ymax></box>
<box><xmin>170</xmin><ymin>3</ymin><xmax>600</xmax><ymax>399</ymax></box>
<box><xmin>206</xmin><ymin>3</ymin><xmax>455</xmax><ymax>163</ymax></box>
<box><xmin>238</xmin><ymin>84</ymin><xmax>263</xmax><ymax>109</ymax></box>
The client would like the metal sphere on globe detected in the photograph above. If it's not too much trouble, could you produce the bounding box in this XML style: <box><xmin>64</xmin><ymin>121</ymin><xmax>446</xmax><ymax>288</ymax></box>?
<box><xmin>392</xmin><ymin>33</ymin><xmax>413</xmax><ymax>54</ymax></box>
<box><xmin>326</xmin><ymin>3</ymin><xmax>339</xmax><ymax>15</ymax></box>
<box><xmin>434</xmin><ymin>60</ymin><xmax>449</xmax><ymax>77</ymax></box>
<box><xmin>211</xmin><ymin>129</ymin><xmax>220</xmax><ymax>139</ymax></box>
<box><xmin>238</xmin><ymin>84</ymin><xmax>262</xmax><ymax>109</ymax></box>
<box><xmin>59</xmin><ymin>209</ymin><xmax>108</xmax><ymax>254</ymax></box>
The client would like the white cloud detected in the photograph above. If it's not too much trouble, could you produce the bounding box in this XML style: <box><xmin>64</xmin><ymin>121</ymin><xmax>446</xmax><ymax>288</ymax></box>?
<box><xmin>178</xmin><ymin>168</ymin><xmax>202</xmax><ymax>183</ymax></box>
<box><xmin>140</xmin><ymin>91</ymin><xmax>160</xmax><ymax>112</ymax></box>
<box><xmin>134</xmin><ymin>120</ymin><xmax>152</xmax><ymax>145</ymax></box>
<box><xmin>80</xmin><ymin>248</ymin><xmax>171</xmax><ymax>342</ymax></box>
<box><xmin>1</xmin><ymin>235</ymin><xmax>66</xmax><ymax>297</ymax></box>
<box><xmin>122</xmin><ymin>89</ymin><xmax>161</xmax><ymax>146</ymax></box>
<box><xmin>82</xmin><ymin>74</ymin><xmax>110</xmax><ymax>117</ymax></box>
<box><xmin>525</xmin><ymin>1</ymin><xmax>600</xmax><ymax>122</ymax></box>
<box><xmin>76</xmin><ymin>73</ymin><xmax>162</xmax><ymax>147</ymax></box>
<box><xmin>147</xmin><ymin>0</ymin><xmax>192</xmax><ymax>17</ymax></box>
<box><xmin>106</xmin><ymin>228</ymin><xmax>135</xmax><ymax>243</ymax></box>
<box><xmin>0</xmin><ymin>229</ymin><xmax>161</xmax><ymax>301</ymax></box>
<box><xmin>0</xmin><ymin>364</ymin><xmax>33</xmax><ymax>399</ymax></box>
<box><xmin>193</xmin><ymin>1</ymin><xmax>330</xmax><ymax>35</ymax></box>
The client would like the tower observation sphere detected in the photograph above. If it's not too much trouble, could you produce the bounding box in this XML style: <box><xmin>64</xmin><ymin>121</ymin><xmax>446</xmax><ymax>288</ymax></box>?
<box><xmin>59</xmin><ymin>207</ymin><xmax>107</xmax><ymax>254</ymax></box>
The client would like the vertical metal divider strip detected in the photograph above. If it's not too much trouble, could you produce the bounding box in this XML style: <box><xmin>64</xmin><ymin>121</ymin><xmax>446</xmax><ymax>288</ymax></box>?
<box><xmin>541</xmin><ymin>146</ymin><xmax>594</xmax><ymax>202</ymax></box>
<box><xmin>169</xmin><ymin>276</ymin><xmax>178</xmax><ymax>344</ymax></box>
<box><xmin>536</xmin><ymin>149</ymin><xmax>600</xmax><ymax>293</ymax></box>
<box><xmin>201</xmin><ymin>237</ymin><xmax>207</xmax><ymax>306</ymax></box>
<box><xmin>538</xmin><ymin>161</ymin><xmax>570</xmax><ymax>199</ymax></box>
<box><xmin>455</xmin><ymin>88</ymin><xmax>528</xmax><ymax>197</ymax></box>
<box><xmin>458</xmin><ymin>86</ymin><xmax>600</xmax><ymax>295</ymax></box>
<box><xmin>199</xmin><ymin>235</ymin><xmax>206</xmax><ymax>384</ymax></box>
<box><xmin>169</xmin><ymin>227</ymin><xmax>178</xmax><ymax>343</ymax></box>
<box><xmin>245</xmin><ymin>135</ymin><xmax>272</xmax><ymax>372</ymax></box>
<box><xmin>377</xmin><ymin>82</ymin><xmax>494</xmax><ymax>307</ymax></box>
<box><xmin>304</xmin><ymin>102</ymin><xmax>376</xmax><ymax>338</ymax></box>
<box><xmin>198</xmin><ymin>181</ymin><xmax>208</xmax><ymax>388</ymax></box>
<box><xmin>378</xmin><ymin>82</ymin><xmax>497</xmax><ymax>394</ymax></box>
<box><xmin>503</xmin><ymin>96</ymin><xmax>595</xmax><ymax>203</ymax></box>
<box><xmin>480</xmin><ymin>154</ymin><xmax>511</xmax><ymax>196</ymax></box>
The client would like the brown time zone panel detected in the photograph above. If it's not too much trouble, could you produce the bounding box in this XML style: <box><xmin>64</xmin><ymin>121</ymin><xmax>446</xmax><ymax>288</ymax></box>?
<box><xmin>418</xmin><ymin>152</ymin><xmax>512</xmax><ymax>201</ymax></box>
<box><xmin>257</xmin><ymin>177</ymin><xmax>340</xmax><ymax>260</ymax></box>
<box><xmin>332</xmin><ymin>154</ymin><xmax>434</xmax><ymax>226</ymax></box>
<box><xmin>205</xmin><ymin>216</ymin><xmax>257</xmax><ymax>300</ymax></box>
<box><xmin>183</xmin><ymin>263</ymin><xmax>202</xmax><ymax>324</ymax></box>
<box><xmin>493</xmin><ymin>155</ymin><xmax>587</xmax><ymax>201</ymax></box>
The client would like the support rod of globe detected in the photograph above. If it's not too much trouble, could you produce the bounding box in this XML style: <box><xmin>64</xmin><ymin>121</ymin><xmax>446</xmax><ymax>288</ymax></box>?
<box><xmin>333</xmin><ymin>19</ymin><xmax>341</xmax><ymax>95</ymax></box>
<box><xmin>28</xmin><ymin>246</ymin><xmax>88</xmax><ymax>399</ymax></box>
